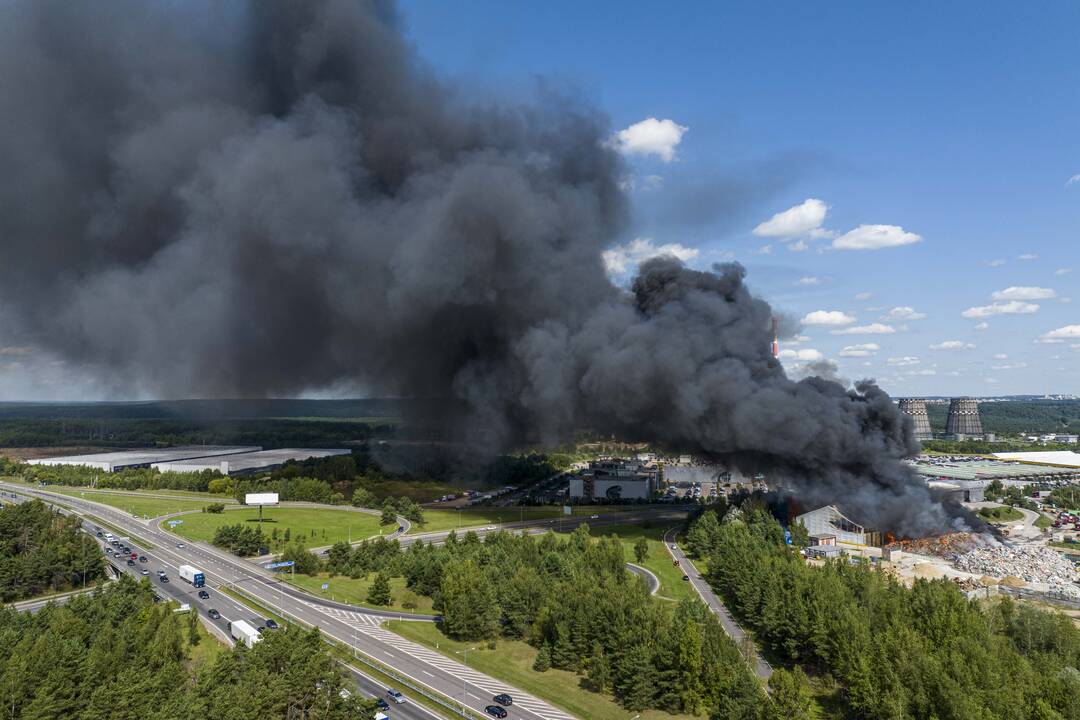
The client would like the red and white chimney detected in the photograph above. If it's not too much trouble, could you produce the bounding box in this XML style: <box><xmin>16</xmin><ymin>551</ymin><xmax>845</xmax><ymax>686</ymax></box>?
<box><xmin>771</xmin><ymin>316</ymin><xmax>780</xmax><ymax>359</ymax></box>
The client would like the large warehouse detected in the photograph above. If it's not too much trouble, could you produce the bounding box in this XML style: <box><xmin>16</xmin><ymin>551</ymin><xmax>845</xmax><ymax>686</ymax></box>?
<box><xmin>26</xmin><ymin>446</ymin><xmax>260</xmax><ymax>472</ymax></box>
<box><xmin>151</xmin><ymin>448</ymin><xmax>352</xmax><ymax>475</ymax></box>
<box><xmin>569</xmin><ymin>458</ymin><xmax>659</xmax><ymax>501</ymax></box>
<box><xmin>796</xmin><ymin>505</ymin><xmax>883</xmax><ymax>547</ymax></box>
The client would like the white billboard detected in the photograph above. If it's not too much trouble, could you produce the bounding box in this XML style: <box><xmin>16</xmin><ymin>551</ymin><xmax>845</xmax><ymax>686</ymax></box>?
<box><xmin>245</xmin><ymin>492</ymin><xmax>279</xmax><ymax>506</ymax></box>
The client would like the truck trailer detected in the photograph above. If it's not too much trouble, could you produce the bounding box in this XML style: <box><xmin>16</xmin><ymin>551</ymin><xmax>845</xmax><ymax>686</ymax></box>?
<box><xmin>228</xmin><ymin>619</ymin><xmax>261</xmax><ymax>648</ymax></box>
<box><xmin>178</xmin><ymin>564</ymin><xmax>205</xmax><ymax>588</ymax></box>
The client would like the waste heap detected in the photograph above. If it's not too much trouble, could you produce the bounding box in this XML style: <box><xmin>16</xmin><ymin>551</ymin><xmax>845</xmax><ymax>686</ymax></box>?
<box><xmin>951</xmin><ymin>544</ymin><xmax>1080</xmax><ymax>596</ymax></box>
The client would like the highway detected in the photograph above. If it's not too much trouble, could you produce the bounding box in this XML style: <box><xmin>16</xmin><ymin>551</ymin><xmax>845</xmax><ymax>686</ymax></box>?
<box><xmin>663</xmin><ymin>527</ymin><xmax>773</xmax><ymax>680</ymax></box>
<box><xmin>2</xmin><ymin>483</ymin><xmax>595</xmax><ymax>720</ymax></box>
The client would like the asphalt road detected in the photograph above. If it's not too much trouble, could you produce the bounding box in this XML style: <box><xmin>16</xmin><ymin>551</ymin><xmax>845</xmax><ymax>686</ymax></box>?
<box><xmin>3</xmin><ymin>483</ymin><xmax>579</xmax><ymax>720</ymax></box>
<box><xmin>663</xmin><ymin>527</ymin><xmax>773</xmax><ymax>681</ymax></box>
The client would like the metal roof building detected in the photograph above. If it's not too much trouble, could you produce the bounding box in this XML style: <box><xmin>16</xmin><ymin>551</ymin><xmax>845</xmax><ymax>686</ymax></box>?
<box><xmin>26</xmin><ymin>446</ymin><xmax>261</xmax><ymax>472</ymax></box>
<box><xmin>796</xmin><ymin>505</ymin><xmax>883</xmax><ymax>547</ymax></box>
<box><xmin>152</xmin><ymin>448</ymin><xmax>351</xmax><ymax>475</ymax></box>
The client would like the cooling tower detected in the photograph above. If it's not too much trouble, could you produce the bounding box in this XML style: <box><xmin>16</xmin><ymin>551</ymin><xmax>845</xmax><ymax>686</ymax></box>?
<box><xmin>945</xmin><ymin>398</ymin><xmax>983</xmax><ymax>438</ymax></box>
<box><xmin>897</xmin><ymin>398</ymin><xmax>933</xmax><ymax>441</ymax></box>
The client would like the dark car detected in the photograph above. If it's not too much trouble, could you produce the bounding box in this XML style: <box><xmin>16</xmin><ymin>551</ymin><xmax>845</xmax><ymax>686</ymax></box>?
<box><xmin>139</xmin><ymin>556</ymin><xmax>147</xmax><ymax>562</ymax></box>
<box><xmin>493</xmin><ymin>694</ymin><xmax>513</xmax><ymax>706</ymax></box>
<box><xmin>256</xmin><ymin>626</ymin><xmax>266</xmax><ymax>634</ymax></box>
<box><xmin>682</xmin><ymin>574</ymin><xmax>689</xmax><ymax>581</ymax></box>
<box><xmin>264</xmin><ymin>619</ymin><xmax>279</xmax><ymax>630</ymax></box>
<box><xmin>198</xmin><ymin>590</ymin><xmax>210</xmax><ymax>600</ymax></box>
<box><xmin>207</xmin><ymin>609</ymin><xmax>221</xmax><ymax>620</ymax></box>
<box><xmin>126</xmin><ymin>559</ymin><xmax>135</xmax><ymax>566</ymax></box>
<box><xmin>96</xmin><ymin>531</ymin><xmax>103</xmax><ymax>537</ymax></box>
<box><xmin>374</xmin><ymin>699</ymin><xmax>389</xmax><ymax>711</ymax></box>
<box><xmin>159</xmin><ymin>575</ymin><xmax>169</xmax><ymax>583</ymax></box>
<box><xmin>485</xmin><ymin>706</ymin><xmax>508</xmax><ymax>718</ymax></box>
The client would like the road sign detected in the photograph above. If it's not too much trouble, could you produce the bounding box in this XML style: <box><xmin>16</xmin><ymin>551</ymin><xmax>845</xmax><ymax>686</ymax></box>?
<box><xmin>263</xmin><ymin>560</ymin><xmax>295</xmax><ymax>570</ymax></box>
<box><xmin>321</xmin><ymin>583</ymin><xmax>329</xmax><ymax>590</ymax></box>
<box><xmin>167</xmin><ymin>520</ymin><xmax>183</xmax><ymax>526</ymax></box>
<box><xmin>563</xmin><ymin>505</ymin><xmax>572</xmax><ymax>516</ymax></box>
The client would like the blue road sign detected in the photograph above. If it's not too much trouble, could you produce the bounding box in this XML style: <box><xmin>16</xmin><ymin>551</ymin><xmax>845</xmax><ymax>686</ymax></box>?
<box><xmin>167</xmin><ymin>520</ymin><xmax>183</xmax><ymax>526</ymax></box>
<box><xmin>321</xmin><ymin>583</ymin><xmax>329</xmax><ymax>590</ymax></box>
<box><xmin>263</xmin><ymin>560</ymin><xmax>296</xmax><ymax>570</ymax></box>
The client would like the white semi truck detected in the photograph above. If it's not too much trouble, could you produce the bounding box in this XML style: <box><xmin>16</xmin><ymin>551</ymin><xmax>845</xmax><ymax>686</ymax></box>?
<box><xmin>178</xmin><ymin>564</ymin><xmax>205</xmax><ymax>588</ymax></box>
<box><xmin>228</xmin><ymin>619</ymin><xmax>261</xmax><ymax>648</ymax></box>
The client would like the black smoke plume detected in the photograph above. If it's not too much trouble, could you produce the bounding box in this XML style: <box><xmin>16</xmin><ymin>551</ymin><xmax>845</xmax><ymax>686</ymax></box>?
<box><xmin>0</xmin><ymin>0</ymin><xmax>960</xmax><ymax>535</ymax></box>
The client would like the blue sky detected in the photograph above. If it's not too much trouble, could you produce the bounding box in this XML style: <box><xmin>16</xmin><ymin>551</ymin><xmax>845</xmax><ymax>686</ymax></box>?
<box><xmin>399</xmin><ymin>1</ymin><xmax>1080</xmax><ymax>396</ymax></box>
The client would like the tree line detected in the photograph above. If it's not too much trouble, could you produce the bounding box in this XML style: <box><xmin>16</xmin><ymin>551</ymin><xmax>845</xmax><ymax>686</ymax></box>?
<box><xmin>687</xmin><ymin>504</ymin><xmax>1080</xmax><ymax>719</ymax></box>
<box><xmin>0</xmin><ymin>499</ymin><xmax>104</xmax><ymax>602</ymax></box>
<box><xmin>0</xmin><ymin>577</ymin><xmax>375</xmax><ymax>720</ymax></box>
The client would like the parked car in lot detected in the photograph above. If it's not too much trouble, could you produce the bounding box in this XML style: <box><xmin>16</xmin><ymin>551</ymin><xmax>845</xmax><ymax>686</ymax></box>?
<box><xmin>493</xmin><ymin>693</ymin><xmax>513</xmax><ymax>706</ymax></box>
<box><xmin>386</xmin><ymin>690</ymin><xmax>405</xmax><ymax>704</ymax></box>
<box><xmin>198</xmin><ymin>590</ymin><xmax>210</xmax><ymax>599</ymax></box>
<box><xmin>207</xmin><ymin>609</ymin><xmax>221</xmax><ymax>620</ymax></box>
<box><xmin>485</xmin><ymin>706</ymin><xmax>508</xmax><ymax>718</ymax></box>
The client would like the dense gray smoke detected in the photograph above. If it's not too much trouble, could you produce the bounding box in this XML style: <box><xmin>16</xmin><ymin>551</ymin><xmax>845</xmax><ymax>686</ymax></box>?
<box><xmin>0</xmin><ymin>0</ymin><xmax>958</xmax><ymax>535</ymax></box>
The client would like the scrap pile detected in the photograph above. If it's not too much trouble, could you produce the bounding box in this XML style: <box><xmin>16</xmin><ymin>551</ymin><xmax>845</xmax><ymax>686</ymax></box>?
<box><xmin>951</xmin><ymin>545</ymin><xmax>1080</xmax><ymax>594</ymax></box>
<box><xmin>885</xmin><ymin>532</ymin><xmax>976</xmax><ymax>558</ymax></box>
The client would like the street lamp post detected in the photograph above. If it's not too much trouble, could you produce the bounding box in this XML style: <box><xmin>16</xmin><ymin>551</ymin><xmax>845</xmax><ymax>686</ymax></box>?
<box><xmin>455</xmin><ymin>647</ymin><xmax>476</xmax><ymax>716</ymax></box>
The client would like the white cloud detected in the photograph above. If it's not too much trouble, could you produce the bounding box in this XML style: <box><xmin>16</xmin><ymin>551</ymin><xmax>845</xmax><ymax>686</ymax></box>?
<box><xmin>991</xmin><ymin>286</ymin><xmax>1057</xmax><ymax>301</ymax></box>
<box><xmin>785</xmin><ymin>335</ymin><xmax>812</xmax><ymax>346</ymax></box>
<box><xmin>987</xmin><ymin>259</ymin><xmax>1006</xmax><ymax>267</ymax></box>
<box><xmin>854</xmin><ymin>292</ymin><xmax>872</xmax><ymax>301</ymax></box>
<box><xmin>839</xmin><ymin>343</ymin><xmax>880</xmax><ymax>357</ymax></box>
<box><xmin>961</xmin><ymin>301</ymin><xmax>1040</xmax><ymax>318</ymax></box>
<box><xmin>602</xmin><ymin>237</ymin><xmax>698</xmax><ymax>275</ymax></box>
<box><xmin>754</xmin><ymin>244</ymin><xmax>773</xmax><ymax>255</ymax></box>
<box><xmin>787</xmin><ymin>240</ymin><xmax>809</xmax><ymax>252</ymax></box>
<box><xmin>1056</xmin><ymin>268</ymin><xmax>1072</xmax><ymax>276</ymax></box>
<box><xmin>609</xmin><ymin>118</ymin><xmax>688</xmax><ymax>162</ymax></box>
<box><xmin>800</xmin><ymin>310</ymin><xmax>856</xmax><ymax>326</ymax></box>
<box><xmin>1039</xmin><ymin>325</ymin><xmax>1080</xmax><ymax>343</ymax></box>
<box><xmin>887</xmin><ymin>306</ymin><xmax>927</xmax><ymax>320</ymax></box>
<box><xmin>779</xmin><ymin>348</ymin><xmax>824</xmax><ymax>362</ymax></box>
<box><xmin>1018</xmin><ymin>253</ymin><xmax>1038</xmax><ymax>261</ymax></box>
<box><xmin>830</xmin><ymin>323</ymin><xmax>897</xmax><ymax>335</ymax></box>
<box><xmin>753</xmin><ymin>198</ymin><xmax>828</xmax><ymax>239</ymax></box>
<box><xmin>831</xmin><ymin>224</ymin><xmax>922</xmax><ymax>251</ymax></box>
<box><xmin>991</xmin><ymin>362</ymin><xmax>1027</xmax><ymax>370</ymax></box>
<box><xmin>795</xmin><ymin>276</ymin><xmax>822</xmax><ymax>286</ymax></box>
<box><xmin>973</xmin><ymin>322</ymin><xmax>989</xmax><ymax>330</ymax></box>
<box><xmin>887</xmin><ymin>356</ymin><xmax>921</xmax><ymax>366</ymax></box>
<box><xmin>905</xmin><ymin>368</ymin><xmax>937</xmax><ymax>376</ymax></box>
<box><xmin>1067</xmin><ymin>174</ymin><xmax>1080</xmax><ymax>187</ymax></box>
<box><xmin>929</xmin><ymin>340</ymin><xmax>975</xmax><ymax>350</ymax></box>
<box><xmin>993</xmin><ymin>353</ymin><xmax>1009</xmax><ymax>360</ymax></box>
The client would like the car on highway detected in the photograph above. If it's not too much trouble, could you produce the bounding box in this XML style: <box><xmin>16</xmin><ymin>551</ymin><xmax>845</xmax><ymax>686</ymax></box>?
<box><xmin>589</xmin><ymin>514</ymin><xmax>599</xmax><ymax>519</ymax></box>
<box><xmin>485</xmin><ymin>706</ymin><xmax>508</xmax><ymax>718</ymax></box>
<box><xmin>198</xmin><ymin>590</ymin><xmax>210</xmax><ymax>600</ymax></box>
<box><xmin>207</xmin><ymin>609</ymin><xmax>221</xmax><ymax>620</ymax></box>
<box><xmin>159</xmin><ymin>575</ymin><xmax>169</xmax><ymax>583</ymax></box>
<box><xmin>386</xmin><ymin>690</ymin><xmax>405</xmax><ymax>704</ymax></box>
<box><xmin>96</xmin><ymin>531</ymin><xmax>103</xmax><ymax>537</ymax></box>
<box><xmin>139</xmin><ymin>556</ymin><xmax>147</xmax><ymax>562</ymax></box>
<box><xmin>493</xmin><ymin>693</ymin><xmax>513</xmax><ymax>706</ymax></box>
<box><xmin>126</xmin><ymin>559</ymin><xmax>135</xmax><ymax>566</ymax></box>
<box><xmin>176</xmin><ymin>543</ymin><xmax>186</xmax><ymax>549</ymax></box>
<box><xmin>140</xmin><ymin>570</ymin><xmax>149</xmax><ymax>576</ymax></box>
<box><xmin>264</xmin><ymin>619</ymin><xmax>279</xmax><ymax>630</ymax></box>
<box><xmin>682</xmin><ymin>574</ymin><xmax>689</xmax><ymax>581</ymax></box>
<box><xmin>374</xmin><ymin>699</ymin><xmax>389</xmax><ymax>711</ymax></box>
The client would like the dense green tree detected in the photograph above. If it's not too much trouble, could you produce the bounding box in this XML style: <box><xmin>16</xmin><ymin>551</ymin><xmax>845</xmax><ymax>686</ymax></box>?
<box><xmin>767</xmin><ymin>667</ymin><xmax>820</xmax><ymax>720</ymax></box>
<box><xmin>351</xmin><ymin>487</ymin><xmax>375</xmax><ymax>508</ymax></box>
<box><xmin>633</xmin><ymin>536</ymin><xmax>649</xmax><ymax>564</ymax></box>
<box><xmin>367</xmin><ymin>570</ymin><xmax>392</xmax><ymax>606</ymax></box>
<box><xmin>380</xmin><ymin>504</ymin><xmax>397</xmax><ymax>527</ymax></box>
<box><xmin>439</xmin><ymin>559</ymin><xmax>499</xmax><ymax>640</ymax></box>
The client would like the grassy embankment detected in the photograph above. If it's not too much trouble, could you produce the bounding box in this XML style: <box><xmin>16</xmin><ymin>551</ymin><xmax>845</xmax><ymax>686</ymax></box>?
<box><xmin>284</xmin><ymin>572</ymin><xmax>436</xmax><ymax>615</ymax></box>
<box><xmin>977</xmin><ymin>505</ymin><xmax>1025</xmax><ymax>523</ymax></box>
<box><xmin>168</xmin><ymin>506</ymin><xmax>384</xmax><ymax>548</ymax></box>
<box><xmin>387</xmin><ymin>620</ymin><xmax>701</xmax><ymax>720</ymax></box>
<box><xmin>414</xmin><ymin>504</ymin><xmax>645</xmax><ymax>533</ymax></box>
<box><xmin>590</xmin><ymin>523</ymin><xmax>697</xmax><ymax>604</ymax></box>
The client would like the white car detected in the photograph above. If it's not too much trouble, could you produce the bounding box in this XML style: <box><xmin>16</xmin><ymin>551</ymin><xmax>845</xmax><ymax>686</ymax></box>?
<box><xmin>386</xmin><ymin>689</ymin><xmax>405</xmax><ymax>704</ymax></box>
<box><xmin>589</xmin><ymin>514</ymin><xmax>599</xmax><ymax>519</ymax></box>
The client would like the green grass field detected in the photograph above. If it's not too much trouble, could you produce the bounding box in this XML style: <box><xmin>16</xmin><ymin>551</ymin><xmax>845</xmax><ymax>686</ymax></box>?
<box><xmin>285</xmin><ymin>572</ymin><xmax>436</xmax><ymax>615</ymax></box>
<box><xmin>50</xmin><ymin>488</ymin><xmax>218</xmax><ymax>517</ymax></box>
<box><xmin>978</xmin><ymin>505</ymin><xmax>1025</xmax><ymax>523</ymax></box>
<box><xmin>167</xmin><ymin>506</ymin><xmax>385</xmax><ymax>548</ymax></box>
<box><xmin>387</xmin><ymin>620</ymin><xmax>700</xmax><ymax>720</ymax></box>
<box><xmin>591</xmin><ymin>523</ymin><xmax>697</xmax><ymax>604</ymax></box>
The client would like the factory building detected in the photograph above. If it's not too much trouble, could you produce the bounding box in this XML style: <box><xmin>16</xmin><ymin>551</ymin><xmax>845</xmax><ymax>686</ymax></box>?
<box><xmin>945</xmin><ymin>398</ymin><xmax>984</xmax><ymax>440</ymax></box>
<box><xmin>569</xmin><ymin>458</ymin><xmax>659</xmax><ymax>501</ymax></box>
<box><xmin>26</xmin><ymin>446</ymin><xmax>261</xmax><ymax>472</ymax></box>
<box><xmin>796</xmin><ymin>505</ymin><xmax>883</xmax><ymax>547</ymax></box>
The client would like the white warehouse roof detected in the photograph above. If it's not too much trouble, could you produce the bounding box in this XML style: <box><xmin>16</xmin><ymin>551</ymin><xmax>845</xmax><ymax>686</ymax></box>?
<box><xmin>153</xmin><ymin>448</ymin><xmax>351</xmax><ymax>475</ymax></box>
<box><xmin>994</xmin><ymin>451</ymin><xmax>1080</xmax><ymax>468</ymax></box>
<box><xmin>26</xmin><ymin>446</ymin><xmax>261</xmax><ymax>472</ymax></box>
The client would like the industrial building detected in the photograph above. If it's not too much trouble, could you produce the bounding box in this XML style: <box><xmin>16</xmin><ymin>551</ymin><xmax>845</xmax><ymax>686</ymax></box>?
<box><xmin>898</xmin><ymin>398</ymin><xmax>933</xmax><ymax>441</ymax></box>
<box><xmin>994</xmin><ymin>451</ymin><xmax>1080</xmax><ymax>468</ymax></box>
<box><xmin>26</xmin><ymin>446</ymin><xmax>261</xmax><ymax>472</ymax></box>
<box><xmin>795</xmin><ymin>505</ymin><xmax>883</xmax><ymax>547</ymax></box>
<box><xmin>569</xmin><ymin>458</ymin><xmax>659</xmax><ymax>501</ymax></box>
<box><xmin>152</xmin><ymin>448</ymin><xmax>352</xmax><ymax>475</ymax></box>
<box><xmin>945</xmin><ymin>398</ymin><xmax>984</xmax><ymax>440</ymax></box>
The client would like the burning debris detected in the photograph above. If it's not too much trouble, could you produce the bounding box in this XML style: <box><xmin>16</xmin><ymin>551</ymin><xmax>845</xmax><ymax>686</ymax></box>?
<box><xmin>885</xmin><ymin>532</ymin><xmax>977</xmax><ymax>558</ymax></box>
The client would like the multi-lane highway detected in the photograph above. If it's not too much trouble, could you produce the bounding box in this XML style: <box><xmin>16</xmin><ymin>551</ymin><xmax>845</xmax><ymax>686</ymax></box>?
<box><xmin>4</xmin><ymin>483</ymin><xmax>689</xmax><ymax>720</ymax></box>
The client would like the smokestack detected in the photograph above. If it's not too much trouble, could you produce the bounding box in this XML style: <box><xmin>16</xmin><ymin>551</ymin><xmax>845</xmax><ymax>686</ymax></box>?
<box><xmin>771</xmin><ymin>316</ymin><xmax>780</xmax><ymax>359</ymax></box>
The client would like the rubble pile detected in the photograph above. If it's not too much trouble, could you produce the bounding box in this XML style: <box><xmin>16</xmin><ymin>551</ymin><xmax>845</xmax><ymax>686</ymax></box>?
<box><xmin>952</xmin><ymin>545</ymin><xmax>1079</xmax><ymax>590</ymax></box>
<box><xmin>885</xmin><ymin>532</ymin><xmax>976</xmax><ymax>558</ymax></box>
